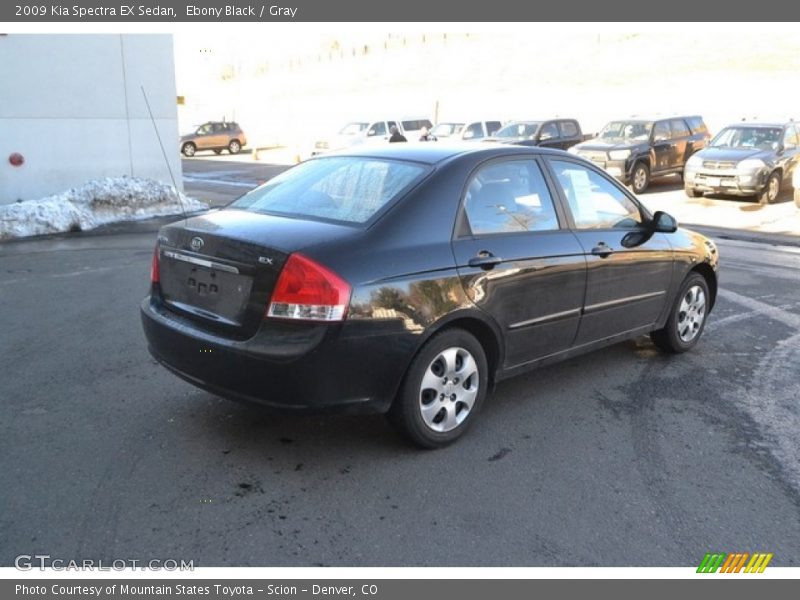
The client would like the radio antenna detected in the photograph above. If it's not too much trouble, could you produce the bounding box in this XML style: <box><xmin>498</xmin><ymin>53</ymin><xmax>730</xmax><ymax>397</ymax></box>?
<box><xmin>141</xmin><ymin>85</ymin><xmax>187</xmax><ymax>224</ymax></box>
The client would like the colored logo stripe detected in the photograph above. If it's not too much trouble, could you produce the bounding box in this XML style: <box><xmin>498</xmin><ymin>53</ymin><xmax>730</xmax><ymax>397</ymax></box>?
<box><xmin>697</xmin><ymin>553</ymin><xmax>773</xmax><ymax>573</ymax></box>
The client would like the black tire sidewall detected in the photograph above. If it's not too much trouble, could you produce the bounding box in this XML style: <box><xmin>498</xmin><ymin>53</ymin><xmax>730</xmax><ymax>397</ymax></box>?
<box><xmin>182</xmin><ymin>143</ymin><xmax>195</xmax><ymax>157</ymax></box>
<box><xmin>391</xmin><ymin>329</ymin><xmax>489</xmax><ymax>448</ymax></box>
<box><xmin>228</xmin><ymin>140</ymin><xmax>241</xmax><ymax>154</ymax></box>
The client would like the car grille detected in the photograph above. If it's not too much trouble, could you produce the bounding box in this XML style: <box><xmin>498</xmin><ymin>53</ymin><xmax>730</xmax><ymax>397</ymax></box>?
<box><xmin>702</xmin><ymin>160</ymin><xmax>737</xmax><ymax>170</ymax></box>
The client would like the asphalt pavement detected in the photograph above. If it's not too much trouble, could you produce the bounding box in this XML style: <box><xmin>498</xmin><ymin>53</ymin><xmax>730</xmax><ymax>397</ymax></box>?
<box><xmin>1</xmin><ymin>158</ymin><xmax>799</xmax><ymax>567</ymax></box>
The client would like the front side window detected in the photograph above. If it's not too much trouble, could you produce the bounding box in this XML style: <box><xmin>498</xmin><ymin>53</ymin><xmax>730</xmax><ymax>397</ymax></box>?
<box><xmin>782</xmin><ymin>126</ymin><xmax>799</xmax><ymax>149</ymax></box>
<box><xmin>368</xmin><ymin>122</ymin><xmax>387</xmax><ymax>137</ymax></box>
<box><xmin>463</xmin><ymin>122</ymin><xmax>484</xmax><ymax>139</ymax></box>
<box><xmin>463</xmin><ymin>160</ymin><xmax>560</xmax><ymax>235</ymax></box>
<box><xmin>548</xmin><ymin>160</ymin><xmax>642</xmax><ymax>230</ymax></box>
<box><xmin>486</xmin><ymin>121</ymin><xmax>502</xmax><ymax>136</ymax></box>
<box><xmin>653</xmin><ymin>121</ymin><xmax>671</xmax><ymax>142</ymax></box>
<box><xmin>231</xmin><ymin>157</ymin><xmax>427</xmax><ymax>224</ymax></box>
<box><xmin>539</xmin><ymin>122</ymin><xmax>559</xmax><ymax>141</ymax></box>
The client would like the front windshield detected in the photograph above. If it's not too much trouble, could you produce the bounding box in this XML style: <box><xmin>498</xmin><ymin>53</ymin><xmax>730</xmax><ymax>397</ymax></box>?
<box><xmin>495</xmin><ymin>122</ymin><xmax>541</xmax><ymax>139</ymax></box>
<box><xmin>339</xmin><ymin>122</ymin><xmax>369</xmax><ymax>135</ymax></box>
<box><xmin>230</xmin><ymin>157</ymin><xmax>428</xmax><ymax>224</ymax></box>
<box><xmin>711</xmin><ymin>127</ymin><xmax>782</xmax><ymax>150</ymax></box>
<box><xmin>599</xmin><ymin>121</ymin><xmax>653</xmax><ymax>141</ymax></box>
<box><xmin>431</xmin><ymin>123</ymin><xmax>464</xmax><ymax>138</ymax></box>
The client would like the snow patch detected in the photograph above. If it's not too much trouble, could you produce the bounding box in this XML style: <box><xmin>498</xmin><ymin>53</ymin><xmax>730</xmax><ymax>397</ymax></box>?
<box><xmin>0</xmin><ymin>176</ymin><xmax>208</xmax><ymax>241</ymax></box>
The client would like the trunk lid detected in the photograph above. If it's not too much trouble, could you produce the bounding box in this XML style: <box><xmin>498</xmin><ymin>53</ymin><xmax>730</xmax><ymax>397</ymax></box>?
<box><xmin>155</xmin><ymin>209</ymin><xmax>357</xmax><ymax>338</ymax></box>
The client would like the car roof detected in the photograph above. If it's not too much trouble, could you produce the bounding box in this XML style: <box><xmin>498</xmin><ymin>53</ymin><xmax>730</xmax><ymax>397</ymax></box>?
<box><xmin>620</xmin><ymin>115</ymin><xmax>702</xmax><ymax>122</ymax></box>
<box><xmin>722</xmin><ymin>122</ymin><xmax>792</xmax><ymax>128</ymax></box>
<box><xmin>318</xmin><ymin>143</ymin><xmax>573</xmax><ymax>165</ymax></box>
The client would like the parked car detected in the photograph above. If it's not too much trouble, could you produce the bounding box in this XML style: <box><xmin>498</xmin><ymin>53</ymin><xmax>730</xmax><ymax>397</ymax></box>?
<box><xmin>794</xmin><ymin>162</ymin><xmax>800</xmax><ymax>208</ymax></box>
<box><xmin>684</xmin><ymin>121</ymin><xmax>800</xmax><ymax>204</ymax></box>
<box><xmin>431</xmin><ymin>120</ymin><xmax>504</xmax><ymax>141</ymax></box>
<box><xmin>313</xmin><ymin>117</ymin><xmax>432</xmax><ymax>154</ymax></box>
<box><xmin>181</xmin><ymin>121</ymin><xmax>247</xmax><ymax>157</ymax></box>
<box><xmin>142</xmin><ymin>144</ymin><xmax>719</xmax><ymax>448</ymax></box>
<box><xmin>487</xmin><ymin>119</ymin><xmax>589</xmax><ymax>151</ymax></box>
<box><xmin>569</xmin><ymin>115</ymin><xmax>710</xmax><ymax>193</ymax></box>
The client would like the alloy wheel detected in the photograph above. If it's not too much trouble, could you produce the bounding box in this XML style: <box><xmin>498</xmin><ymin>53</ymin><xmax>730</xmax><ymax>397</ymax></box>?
<box><xmin>677</xmin><ymin>285</ymin><xmax>706</xmax><ymax>343</ymax></box>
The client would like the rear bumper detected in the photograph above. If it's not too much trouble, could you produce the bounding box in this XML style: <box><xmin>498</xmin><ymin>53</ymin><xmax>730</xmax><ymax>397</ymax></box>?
<box><xmin>141</xmin><ymin>298</ymin><xmax>409</xmax><ymax>414</ymax></box>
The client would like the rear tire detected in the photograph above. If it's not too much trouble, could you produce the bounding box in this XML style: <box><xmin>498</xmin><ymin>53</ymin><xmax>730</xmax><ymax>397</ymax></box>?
<box><xmin>651</xmin><ymin>272</ymin><xmax>710</xmax><ymax>354</ymax></box>
<box><xmin>181</xmin><ymin>143</ymin><xmax>196</xmax><ymax>157</ymax></box>
<box><xmin>631</xmin><ymin>162</ymin><xmax>650</xmax><ymax>194</ymax></box>
<box><xmin>228</xmin><ymin>139</ymin><xmax>242</xmax><ymax>154</ymax></box>
<box><xmin>758</xmin><ymin>171</ymin><xmax>781</xmax><ymax>204</ymax></box>
<box><xmin>388</xmin><ymin>329</ymin><xmax>488</xmax><ymax>449</ymax></box>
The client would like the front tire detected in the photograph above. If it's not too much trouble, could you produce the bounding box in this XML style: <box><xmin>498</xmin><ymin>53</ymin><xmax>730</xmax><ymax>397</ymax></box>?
<box><xmin>388</xmin><ymin>329</ymin><xmax>488</xmax><ymax>448</ymax></box>
<box><xmin>651</xmin><ymin>272</ymin><xmax>710</xmax><ymax>353</ymax></box>
<box><xmin>685</xmin><ymin>187</ymin><xmax>703</xmax><ymax>198</ymax></box>
<box><xmin>758</xmin><ymin>171</ymin><xmax>781</xmax><ymax>204</ymax></box>
<box><xmin>631</xmin><ymin>162</ymin><xmax>650</xmax><ymax>194</ymax></box>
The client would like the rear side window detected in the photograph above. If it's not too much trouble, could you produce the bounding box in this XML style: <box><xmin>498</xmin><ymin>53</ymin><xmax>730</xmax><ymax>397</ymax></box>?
<box><xmin>670</xmin><ymin>119</ymin><xmax>691</xmax><ymax>138</ymax></box>
<box><xmin>783</xmin><ymin>126</ymin><xmax>800</xmax><ymax>149</ymax></box>
<box><xmin>686</xmin><ymin>116</ymin><xmax>708</xmax><ymax>135</ymax></box>
<box><xmin>231</xmin><ymin>157</ymin><xmax>427</xmax><ymax>224</ymax></box>
<box><xmin>559</xmin><ymin>121</ymin><xmax>579</xmax><ymax>137</ymax></box>
<box><xmin>464</xmin><ymin>160</ymin><xmax>560</xmax><ymax>235</ymax></box>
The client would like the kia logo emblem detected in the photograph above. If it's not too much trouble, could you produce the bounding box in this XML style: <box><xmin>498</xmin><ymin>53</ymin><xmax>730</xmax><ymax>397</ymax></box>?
<box><xmin>190</xmin><ymin>237</ymin><xmax>204</xmax><ymax>251</ymax></box>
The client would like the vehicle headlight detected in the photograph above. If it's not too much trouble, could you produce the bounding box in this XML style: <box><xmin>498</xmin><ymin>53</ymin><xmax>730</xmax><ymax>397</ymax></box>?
<box><xmin>608</xmin><ymin>149</ymin><xmax>631</xmax><ymax>160</ymax></box>
<box><xmin>567</xmin><ymin>146</ymin><xmax>580</xmax><ymax>155</ymax></box>
<box><xmin>685</xmin><ymin>154</ymin><xmax>703</xmax><ymax>169</ymax></box>
<box><xmin>737</xmin><ymin>159</ymin><xmax>766</xmax><ymax>172</ymax></box>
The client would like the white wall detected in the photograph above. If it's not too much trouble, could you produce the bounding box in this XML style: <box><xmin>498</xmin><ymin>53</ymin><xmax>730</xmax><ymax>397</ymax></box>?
<box><xmin>0</xmin><ymin>34</ymin><xmax>182</xmax><ymax>204</ymax></box>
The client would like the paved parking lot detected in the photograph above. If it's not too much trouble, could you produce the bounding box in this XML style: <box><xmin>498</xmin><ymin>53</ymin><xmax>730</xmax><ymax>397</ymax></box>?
<box><xmin>1</xmin><ymin>158</ymin><xmax>799</xmax><ymax>567</ymax></box>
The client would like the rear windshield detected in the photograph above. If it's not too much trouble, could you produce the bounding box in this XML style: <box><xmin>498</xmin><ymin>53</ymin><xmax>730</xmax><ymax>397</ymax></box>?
<box><xmin>230</xmin><ymin>157</ymin><xmax>428</xmax><ymax>224</ymax></box>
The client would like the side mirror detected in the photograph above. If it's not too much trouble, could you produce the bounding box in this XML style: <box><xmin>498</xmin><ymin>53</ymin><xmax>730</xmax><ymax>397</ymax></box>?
<box><xmin>652</xmin><ymin>210</ymin><xmax>678</xmax><ymax>233</ymax></box>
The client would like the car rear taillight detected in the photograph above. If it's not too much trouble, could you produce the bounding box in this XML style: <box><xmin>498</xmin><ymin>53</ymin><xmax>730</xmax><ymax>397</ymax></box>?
<box><xmin>150</xmin><ymin>242</ymin><xmax>160</xmax><ymax>283</ymax></box>
<box><xmin>267</xmin><ymin>253</ymin><xmax>351</xmax><ymax>322</ymax></box>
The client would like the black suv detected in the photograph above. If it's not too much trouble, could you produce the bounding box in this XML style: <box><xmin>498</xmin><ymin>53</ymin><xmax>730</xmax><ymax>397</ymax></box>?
<box><xmin>489</xmin><ymin>119</ymin><xmax>588</xmax><ymax>151</ymax></box>
<box><xmin>569</xmin><ymin>116</ymin><xmax>710</xmax><ymax>193</ymax></box>
<box><xmin>684</xmin><ymin>122</ymin><xmax>800</xmax><ymax>204</ymax></box>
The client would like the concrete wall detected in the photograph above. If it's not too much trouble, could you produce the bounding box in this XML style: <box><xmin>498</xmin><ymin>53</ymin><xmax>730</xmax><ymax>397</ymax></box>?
<box><xmin>0</xmin><ymin>34</ymin><xmax>182</xmax><ymax>204</ymax></box>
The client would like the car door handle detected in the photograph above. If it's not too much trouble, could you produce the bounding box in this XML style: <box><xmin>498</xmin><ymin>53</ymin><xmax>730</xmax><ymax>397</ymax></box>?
<box><xmin>468</xmin><ymin>252</ymin><xmax>502</xmax><ymax>270</ymax></box>
<box><xmin>591</xmin><ymin>243</ymin><xmax>614</xmax><ymax>257</ymax></box>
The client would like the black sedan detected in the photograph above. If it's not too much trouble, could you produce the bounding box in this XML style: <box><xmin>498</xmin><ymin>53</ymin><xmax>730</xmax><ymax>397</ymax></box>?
<box><xmin>141</xmin><ymin>145</ymin><xmax>719</xmax><ymax>448</ymax></box>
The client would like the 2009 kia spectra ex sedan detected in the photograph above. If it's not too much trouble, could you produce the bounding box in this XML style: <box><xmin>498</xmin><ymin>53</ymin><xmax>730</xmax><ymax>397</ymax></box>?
<box><xmin>141</xmin><ymin>145</ymin><xmax>719</xmax><ymax>448</ymax></box>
